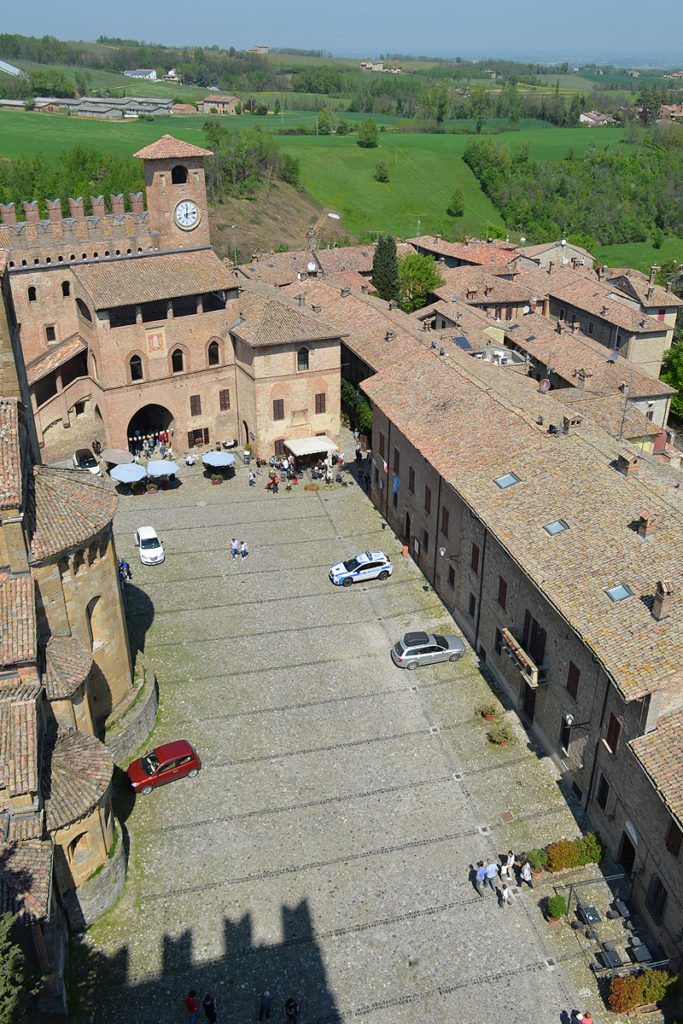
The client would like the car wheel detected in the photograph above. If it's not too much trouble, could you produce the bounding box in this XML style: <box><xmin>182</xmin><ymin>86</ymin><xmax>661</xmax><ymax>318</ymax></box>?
<box><xmin>449</xmin><ymin>653</ymin><xmax>461</xmax><ymax>662</ymax></box>
<box><xmin>378</xmin><ymin>570</ymin><xmax>389</xmax><ymax>580</ymax></box>
<box><xmin>406</xmin><ymin>661</ymin><xmax>418</xmax><ymax>671</ymax></box>
<box><xmin>342</xmin><ymin>577</ymin><xmax>353</xmax><ymax>587</ymax></box>
<box><xmin>187</xmin><ymin>768</ymin><xmax>199</xmax><ymax>777</ymax></box>
<box><xmin>140</xmin><ymin>785</ymin><xmax>153</xmax><ymax>795</ymax></box>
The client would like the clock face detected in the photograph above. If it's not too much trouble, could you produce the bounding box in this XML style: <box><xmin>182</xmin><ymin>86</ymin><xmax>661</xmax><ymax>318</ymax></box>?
<box><xmin>174</xmin><ymin>200</ymin><xmax>200</xmax><ymax>230</ymax></box>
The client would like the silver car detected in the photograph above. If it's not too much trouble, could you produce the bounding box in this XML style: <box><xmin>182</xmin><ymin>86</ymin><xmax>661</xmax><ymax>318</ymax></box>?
<box><xmin>391</xmin><ymin>631</ymin><xmax>466</xmax><ymax>670</ymax></box>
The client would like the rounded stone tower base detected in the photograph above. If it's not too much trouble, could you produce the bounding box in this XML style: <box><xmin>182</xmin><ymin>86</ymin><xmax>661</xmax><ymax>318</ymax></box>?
<box><xmin>60</xmin><ymin>821</ymin><xmax>127</xmax><ymax>929</ymax></box>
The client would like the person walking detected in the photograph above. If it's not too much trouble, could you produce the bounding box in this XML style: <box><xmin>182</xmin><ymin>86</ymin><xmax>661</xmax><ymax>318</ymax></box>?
<box><xmin>499</xmin><ymin>882</ymin><xmax>510</xmax><ymax>908</ymax></box>
<box><xmin>272</xmin><ymin>474</ymin><xmax>279</xmax><ymax>494</ymax></box>
<box><xmin>284</xmin><ymin>997</ymin><xmax>300</xmax><ymax>1021</ymax></box>
<box><xmin>485</xmin><ymin>860</ymin><xmax>499</xmax><ymax>891</ymax></box>
<box><xmin>249</xmin><ymin>470</ymin><xmax>256</xmax><ymax>487</ymax></box>
<box><xmin>240</xmin><ymin>540</ymin><xmax>248</xmax><ymax>559</ymax></box>
<box><xmin>231</xmin><ymin>538</ymin><xmax>239</xmax><ymax>560</ymax></box>
<box><xmin>202</xmin><ymin>993</ymin><xmax>217</xmax><ymax>1023</ymax></box>
<box><xmin>258</xmin><ymin>990</ymin><xmax>272</xmax><ymax>1021</ymax></box>
<box><xmin>475</xmin><ymin>860</ymin><xmax>487</xmax><ymax>897</ymax></box>
<box><xmin>184</xmin><ymin>990</ymin><xmax>199</xmax><ymax>1024</ymax></box>
<box><xmin>519</xmin><ymin>859</ymin><xmax>533</xmax><ymax>889</ymax></box>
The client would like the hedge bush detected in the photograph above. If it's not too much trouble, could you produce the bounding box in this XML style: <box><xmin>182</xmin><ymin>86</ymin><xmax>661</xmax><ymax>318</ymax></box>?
<box><xmin>546</xmin><ymin>894</ymin><xmax>567</xmax><ymax>919</ymax></box>
<box><xmin>608</xmin><ymin>970</ymin><xmax>675</xmax><ymax>1013</ymax></box>
<box><xmin>546</xmin><ymin>833</ymin><xmax>603</xmax><ymax>872</ymax></box>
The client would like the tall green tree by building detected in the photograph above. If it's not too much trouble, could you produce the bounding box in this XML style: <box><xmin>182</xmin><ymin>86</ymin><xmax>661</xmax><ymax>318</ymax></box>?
<box><xmin>372</xmin><ymin>235</ymin><xmax>400</xmax><ymax>301</ymax></box>
<box><xmin>0</xmin><ymin>912</ymin><xmax>38</xmax><ymax>1024</ymax></box>
<box><xmin>398</xmin><ymin>252</ymin><xmax>445</xmax><ymax>312</ymax></box>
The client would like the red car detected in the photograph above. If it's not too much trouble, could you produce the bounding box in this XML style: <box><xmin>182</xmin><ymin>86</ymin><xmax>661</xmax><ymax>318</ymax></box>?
<box><xmin>127</xmin><ymin>740</ymin><xmax>201</xmax><ymax>795</ymax></box>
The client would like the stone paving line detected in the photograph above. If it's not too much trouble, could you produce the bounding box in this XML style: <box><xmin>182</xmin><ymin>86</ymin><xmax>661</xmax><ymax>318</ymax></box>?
<box><xmin>84</xmin><ymin>431</ymin><xmax>608</xmax><ymax>1024</ymax></box>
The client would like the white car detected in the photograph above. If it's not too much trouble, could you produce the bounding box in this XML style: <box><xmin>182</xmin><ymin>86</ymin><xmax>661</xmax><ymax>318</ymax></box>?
<box><xmin>329</xmin><ymin>551</ymin><xmax>393</xmax><ymax>587</ymax></box>
<box><xmin>73</xmin><ymin>448</ymin><xmax>101</xmax><ymax>475</ymax></box>
<box><xmin>134</xmin><ymin>526</ymin><xmax>165</xmax><ymax>565</ymax></box>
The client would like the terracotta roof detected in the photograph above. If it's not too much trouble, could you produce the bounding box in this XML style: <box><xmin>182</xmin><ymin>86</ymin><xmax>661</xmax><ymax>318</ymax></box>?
<box><xmin>28</xmin><ymin>467</ymin><xmax>117</xmax><ymax>562</ymax></box>
<box><xmin>133</xmin><ymin>134</ymin><xmax>213</xmax><ymax>160</ymax></box>
<box><xmin>234</xmin><ymin>291</ymin><xmax>341</xmax><ymax>348</ymax></box>
<box><xmin>631</xmin><ymin>710</ymin><xmax>683</xmax><ymax>825</ymax></box>
<box><xmin>547</xmin><ymin>390</ymin><xmax>662</xmax><ymax>442</ymax></box>
<box><xmin>361</xmin><ymin>345</ymin><xmax>683</xmax><ymax>701</ymax></box>
<box><xmin>316</xmin><ymin>244</ymin><xmax>376</xmax><ymax>275</ymax></box>
<box><xmin>0</xmin><ymin>840</ymin><xmax>53</xmax><ymax>921</ymax></box>
<box><xmin>42</xmin><ymin>731</ymin><xmax>112</xmax><ymax>830</ymax></box>
<box><xmin>0</xmin><ymin>695</ymin><xmax>38</xmax><ymax>797</ymax></box>
<box><xmin>435</xmin><ymin>266</ymin><xmax>532</xmax><ymax>305</ymax></box>
<box><xmin>25</xmin><ymin>334</ymin><xmax>86</xmax><ymax>386</ymax></box>
<box><xmin>44</xmin><ymin>635</ymin><xmax>92</xmax><ymax>700</ymax></box>
<box><xmin>409</xmin><ymin>235</ymin><xmax>518</xmax><ymax>266</ymax></box>
<box><xmin>73</xmin><ymin>249</ymin><xmax>234</xmax><ymax>309</ymax></box>
<box><xmin>0</xmin><ymin>574</ymin><xmax>36</xmax><ymax>666</ymax></box>
<box><xmin>238</xmin><ymin>249</ymin><xmax>318</xmax><ymax>287</ymax></box>
<box><xmin>604</xmin><ymin>269</ymin><xmax>683</xmax><ymax>310</ymax></box>
<box><xmin>519</xmin><ymin>241</ymin><xmax>594</xmax><ymax>261</ymax></box>
<box><xmin>0</xmin><ymin>399</ymin><xmax>22</xmax><ymax>509</ymax></box>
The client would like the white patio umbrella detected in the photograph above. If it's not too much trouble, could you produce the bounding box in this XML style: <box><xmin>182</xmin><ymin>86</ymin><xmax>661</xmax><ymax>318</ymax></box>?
<box><xmin>146</xmin><ymin>460</ymin><xmax>180</xmax><ymax>478</ymax></box>
<box><xmin>201</xmin><ymin>451</ymin><xmax>236</xmax><ymax>468</ymax></box>
<box><xmin>110</xmin><ymin>463</ymin><xmax>147</xmax><ymax>484</ymax></box>
<box><xmin>100</xmin><ymin>448</ymin><xmax>134</xmax><ymax>465</ymax></box>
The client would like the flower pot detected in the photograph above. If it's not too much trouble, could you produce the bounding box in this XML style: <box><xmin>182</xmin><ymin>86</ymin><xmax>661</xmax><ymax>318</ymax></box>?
<box><xmin>305</xmin><ymin>484</ymin><xmax>319</xmax><ymax>491</ymax></box>
<box><xmin>211</xmin><ymin>479</ymin><xmax>222</xmax><ymax>486</ymax></box>
<box><xmin>483</xmin><ymin>712</ymin><xmax>495</xmax><ymax>722</ymax></box>
<box><xmin>498</xmin><ymin>738</ymin><xmax>509</xmax><ymax>746</ymax></box>
<box><xmin>546</xmin><ymin>914</ymin><xmax>562</xmax><ymax>926</ymax></box>
<box><xmin>146</xmin><ymin>486</ymin><xmax>158</xmax><ymax>494</ymax></box>
<box><xmin>530</xmin><ymin>866</ymin><xmax>543</xmax><ymax>878</ymax></box>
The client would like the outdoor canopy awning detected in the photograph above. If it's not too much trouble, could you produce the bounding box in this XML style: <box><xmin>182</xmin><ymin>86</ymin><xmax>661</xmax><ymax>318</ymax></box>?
<box><xmin>284</xmin><ymin>436</ymin><xmax>338</xmax><ymax>457</ymax></box>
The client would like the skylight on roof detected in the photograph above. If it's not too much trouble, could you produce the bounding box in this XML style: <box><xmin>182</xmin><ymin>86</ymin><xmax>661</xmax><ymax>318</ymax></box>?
<box><xmin>605</xmin><ymin>583</ymin><xmax>633</xmax><ymax>603</ymax></box>
<box><xmin>494</xmin><ymin>472</ymin><xmax>520</xmax><ymax>490</ymax></box>
<box><xmin>543</xmin><ymin>519</ymin><xmax>569</xmax><ymax>536</ymax></box>
<box><xmin>454</xmin><ymin>335</ymin><xmax>471</xmax><ymax>351</ymax></box>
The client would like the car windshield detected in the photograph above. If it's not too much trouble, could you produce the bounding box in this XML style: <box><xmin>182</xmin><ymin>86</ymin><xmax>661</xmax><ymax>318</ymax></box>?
<box><xmin>393</xmin><ymin>642</ymin><xmax>404</xmax><ymax>655</ymax></box>
<box><xmin>140</xmin><ymin>537</ymin><xmax>160</xmax><ymax>549</ymax></box>
<box><xmin>79</xmin><ymin>455</ymin><xmax>96</xmax><ymax>467</ymax></box>
<box><xmin>139</xmin><ymin>752</ymin><xmax>160</xmax><ymax>776</ymax></box>
<box><xmin>434</xmin><ymin>635</ymin><xmax>448</xmax><ymax>649</ymax></box>
<box><xmin>343</xmin><ymin>558</ymin><xmax>360</xmax><ymax>572</ymax></box>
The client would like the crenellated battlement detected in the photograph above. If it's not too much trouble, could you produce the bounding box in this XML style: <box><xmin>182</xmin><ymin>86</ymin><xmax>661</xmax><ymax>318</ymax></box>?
<box><xmin>0</xmin><ymin>193</ymin><xmax>158</xmax><ymax>266</ymax></box>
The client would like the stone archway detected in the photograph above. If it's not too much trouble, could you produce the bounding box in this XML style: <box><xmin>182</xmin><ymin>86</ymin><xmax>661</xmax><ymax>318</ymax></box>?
<box><xmin>126</xmin><ymin>404</ymin><xmax>175</xmax><ymax>452</ymax></box>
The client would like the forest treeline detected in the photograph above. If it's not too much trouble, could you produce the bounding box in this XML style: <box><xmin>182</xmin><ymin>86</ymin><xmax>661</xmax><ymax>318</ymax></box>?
<box><xmin>462</xmin><ymin>124</ymin><xmax>683</xmax><ymax>246</ymax></box>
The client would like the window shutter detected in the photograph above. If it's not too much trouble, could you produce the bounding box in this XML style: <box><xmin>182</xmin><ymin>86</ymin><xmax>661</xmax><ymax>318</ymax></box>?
<box><xmin>187</xmin><ymin>431</ymin><xmax>194</xmax><ymax>448</ymax></box>
<box><xmin>203</xmin><ymin>427</ymin><xmax>210</xmax><ymax>445</ymax></box>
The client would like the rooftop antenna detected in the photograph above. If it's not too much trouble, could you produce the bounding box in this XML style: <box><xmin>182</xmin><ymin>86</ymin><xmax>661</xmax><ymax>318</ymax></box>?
<box><xmin>408</xmin><ymin>213</ymin><xmax>426</xmax><ymax>237</ymax></box>
<box><xmin>617</xmin><ymin>370</ymin><xmax>634</xmax><ymax>441</ymax></box>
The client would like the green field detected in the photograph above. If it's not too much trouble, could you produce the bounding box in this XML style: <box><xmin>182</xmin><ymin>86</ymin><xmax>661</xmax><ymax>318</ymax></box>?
<box><xmin>595</xmin><ymin>237</ymin><xmax>683</xmax><ymax>272</ymax></box>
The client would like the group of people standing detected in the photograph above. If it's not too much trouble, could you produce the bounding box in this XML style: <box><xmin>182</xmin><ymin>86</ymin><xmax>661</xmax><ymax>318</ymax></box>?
<box><xmin>474</xmin><ymin>850</ymin><xmax>534</xmax><ymax>905</ymax></box>
<box><xmin>230</xmin><ymin>538</ymin><xmax>248</xmax><ymax>560</ymax></box>
<box><xmin>183</xmin><ymin>988</ymin><xmax>300</xmax><ymax>1023</ymax></box>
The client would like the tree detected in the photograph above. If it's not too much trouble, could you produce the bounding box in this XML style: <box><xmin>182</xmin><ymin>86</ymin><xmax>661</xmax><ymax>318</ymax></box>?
<box><xmin>398</xmin><ymin>252</ymin><xmax>445</xmax><ymax>312</ymax></box>
<box><xmin>357</xmin><ymin>117</ymin><xmax>379</xmax><ymax>148</ymax></box>
<box><xmin>0</xmin><ymin>912</ymin><xmax>38</xmax><ymax>1024</ymax></box>
<box><xmin>374</xmin><ymin>161</ymin><xmax>389</xmax><ymax>182</ymax></box>
<box><xmin>336</xmin><ymin>116</ymin><xmax>350</xmax><ymax>135</ymax></box>
<box><xmin>372</xmin><ymin>235</ymin><xmax>400</xmax><ymax>302</ymax></box>
<box><xmin>317</xmin><ymin>107</ymin><xmax>332</xmax><ymax>135</ymax></box>
<box><xmin>467</xmin><ymin>83</ymin><xmax>491</xmax><ymax>133</ymax></box>
<box><xmin>446</xmin><ymin>185</ymin><xmax>465</xmax><ymax>218</ymax></box>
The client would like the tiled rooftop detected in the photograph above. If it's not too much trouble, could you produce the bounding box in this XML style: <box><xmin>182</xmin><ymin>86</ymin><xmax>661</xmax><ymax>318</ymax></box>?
<box><xmin>0</xmin><ymin>695</ymin><xmax>38</xmax><ymax>797</ymax></box>
<box><xmin>362</xmin><ymin>345</ymin><xmax>683</xmax><ymax>701</ymax></box>
<box><xmin>434</xmin><ymin>265</ymin><xmax>532</xmax><ymax>305</ymax></box>
<box><xmin>28</xmin><ymin>467</ymin><xmax>118</xmax><ymax>562</ymax></box>
<box><xmin>0</xmin><ymin>839</ymin><xmax>53</xmax><ymax>920</ymax></box>
<box><xmin>0</xmin><ymin>574</ymin><xmax>36</xmax><ymax>666</ymax></box>
<box><xmin>410</xmin><ymin>234</ymin><xmax>518</xmax><ymax>266</ymax></box>
<box><xmin>631</xmin><ymin>710</ymin><xmax>683</xmax><ymax>824</ymax></box>
<box><xmin>25</xmin><ymin>333</ymin><xmax>86</xmax><ymax>386</ymax></box>
<box><xmin>604</xmin><ymin>268</ymin><xmax>683</xmax><ymax>309</ymax></box>
<box><xmin>73</xmin><ymin>248</ymin><xmax>235</xmax><ymax>309</ymax></box>
<box><xmin>44</xmin><ymin>634</ymin><xmax>92</xmax><ymax>700</ymax></box>
<box><xmin>0</xmin><ymin>398</ymin><xmax>22</xmax><ymax>509</ymax></box>
<box><xmin>547</xmin><ymin>390</ymin><xmax>662</xmax><ymax>442</ymax></box>
<box><xmin>235</xmin><ymin>289</ymin><xmax>341</xmax><ymax>348</ymax></box>
<box><xmin>132</xmin><ymin>134</ymin><xmax>213</xmax><ymax>160</ymax></box>
<box><xmin>42</xmin><ymin>730</ymin><xmax>112</xmax><ymax>830</ymax></box>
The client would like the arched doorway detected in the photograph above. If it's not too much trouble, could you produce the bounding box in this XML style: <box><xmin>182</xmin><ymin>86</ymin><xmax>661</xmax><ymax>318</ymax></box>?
<box><xmin>127</xmin><ymin>404</ymin><xmax>174</xmax><ymax>453</ymax></box>
<box><xmin>242</xmin><ymin>420</ymin><xmax>250</xmax><ymax>445</ymax></box>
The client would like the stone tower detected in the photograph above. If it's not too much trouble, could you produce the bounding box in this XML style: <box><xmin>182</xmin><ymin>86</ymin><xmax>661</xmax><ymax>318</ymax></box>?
<box><xmin>134</xmin><ymin>135</ymin><xmax>213</xmax><ymax>250</ymax></box>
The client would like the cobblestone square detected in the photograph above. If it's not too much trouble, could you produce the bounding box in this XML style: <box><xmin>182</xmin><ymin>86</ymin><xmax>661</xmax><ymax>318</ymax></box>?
<box><xmin>87</xmin><ymin>445</ymin><xmax>605</xmax><ymax>1023</ymax></box>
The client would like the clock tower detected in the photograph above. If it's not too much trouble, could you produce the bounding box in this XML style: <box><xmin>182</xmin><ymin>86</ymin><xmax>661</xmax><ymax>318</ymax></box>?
<box><xmin>134</xmin><ymin>135</ymin><xmax>213</xmax><ymax>250</ymax></box>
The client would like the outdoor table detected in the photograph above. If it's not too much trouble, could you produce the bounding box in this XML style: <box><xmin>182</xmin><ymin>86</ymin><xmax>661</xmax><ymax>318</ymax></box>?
<box><xmin>631</xmin><ymin>944</ymin><xmax>653</xmax><ymax>963</ymax></box>
<box><xmin>600</xmin><ymin>949</ymin><xmax>623</xmax><ymax>970</ymax></box>
<box><xmin>614</xmin><ymin>899</ymin><xmax>631</xmax><ymax>918</ymax></box>
<box><xmin>579</xmin><ymin>904</ymin><xmax>601</xmax><ymax>926</ymax></box>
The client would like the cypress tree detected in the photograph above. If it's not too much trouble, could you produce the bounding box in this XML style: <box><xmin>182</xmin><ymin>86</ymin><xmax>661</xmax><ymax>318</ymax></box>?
<box><xmin>372</xmin><ymin>235</ymin><xmax>400</xmax><ymax>302</ymax></box>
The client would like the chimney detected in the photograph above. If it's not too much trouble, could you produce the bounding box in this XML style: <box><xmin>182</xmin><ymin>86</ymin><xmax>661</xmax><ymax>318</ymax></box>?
<box><xmin>311</xmin><ymin>303</ymin><xmax>322</xmax><ymax>313</ymax></box>
<box><xmin>617</xmin><ymin>450</ymin><xmax>639</xmax><ymax>477</ymax></box>
<box><xmin>570</xmin><ymin>320</ymin><xmax>580</xmax><ymax>334</ymax></box>
<box><xmin>646</xmin><ymin>286</ymin><xmax>654</xmax><ymax>302</ymax></box>
<box><xmin>361</xmin><ymin>283</ymin><xmax>369</xmax><ymax>294</ymax></box>
<box><xmin>571</xmin><ymin>257</ymin><xmax>577</xmax><ymax>269</ymax></box>
<box><xmin>110</xmin><ymin>193</ymin><xmax>125</xmax><ymax>216</ymax></box>
<box><xmin>648</xmin><ymin>264</ymin><xmax>658</xmax><ymax>286</ymax></box>
<box><xmin>90</xmin><ymin>195</ymin><xmax>106</xmax><ymax>219</ymax></box>
<box><xmin>0</xmin><ymin>203</ymin><xmax>17</xmax><ymax>226</ymax></box>
<box><xmin>548</xmin><ymin>261</ymin><xmax>554</xmax><ymax>274</ymax></box>
<box><xmin>637</xmin><ymin>510</ymin><xmax>657</xmax><ymax>538</ymax></box>
<box><xmin>23</xmin><ymin>201</ymin><xmax>40</xmax><ymax>224</ymax></box>
<box><xmin>129</xmin><ymin>192</ymin><xmax>144</xmax><ymax>215</ymax></box>
<box><xmin>295</xmin><ymin>293</ymin><xmax>305</xmax><ymax>307</ymax></box>
<box><xmin>484</xmin><ymin>284</ymin><xmax>493</xmax><ymax>297</ymax></box>
<box><xmin>46</xmin><ymin>198</ymin><xmax>62</xmax><ymax>223</ymax></box>
<box><xmin>596</xmin><ymin>263</ymin><xmax>603</xmax><ymax>280</ymax></box>
<box><xmin>434</xmin><ymin>233</ymin><xmax>441</xmax><ymax>242</ymax></box>
<box><xmin>385</xmin><ymin>329</ymin><xmax>395</xmax><ymax>342</ymax></box>
<box><xmin>562</xmin><ymin>413</ymin><xmax>582</xmax><ymax>434</ymax></box>
<box><xmin>529</xmin><ymin>296</ymin><xmax>537</xmax><ymax>312</ymax></box>
<box><xmin>340</xmin><ymin>287</ymin><xmax>350</xmax><ymax>298</ymax></box>
<box><xmin>388</xmin><ymin>300</ymin><xmax>398</xmax><ymax>310</ymax></box>
<box><xmin>652</xmin><ymin>580</ymin><xmax>674</xmax><ymax>621</ymax></box>
<box><xmin>68</xmin><ymin>197</ymin><xmax>85</xmax><ymax>220</ymax></box>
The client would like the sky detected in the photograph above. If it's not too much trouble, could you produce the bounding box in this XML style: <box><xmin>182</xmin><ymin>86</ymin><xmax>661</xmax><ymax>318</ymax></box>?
<box><xmin>2</xmin><ymin>0</ymin><xmax>682</xmax><ymax>64</ymax></box>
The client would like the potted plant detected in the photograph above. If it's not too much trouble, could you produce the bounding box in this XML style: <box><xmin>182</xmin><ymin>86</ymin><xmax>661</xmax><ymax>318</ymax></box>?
<box><xmin>477</xmin><ymin>700</ymin><xmax>497</xmax><ymax>722</ymax></box>
<box><xmin>489</xmin><ymin>720</ymin><xmax>513</xmax><ymax>746</ymax></box>
<box><xmin>546</xmin><ymin>894</ymin><xmax>567</xmax><ymax>924</ymax></box>
<box><xmin>130</xmin><ymin>480</ymin><xmax>145</xmax><ymax>496</ymax></box>
<box><xmin>527</xmin><ymin>848</ymin><xmax>548</xmax><ymax>877</ymax></box>
<box><xmin>146</xmin><ymin>482</ymin><xmax>158</xmax><ymax>494</ymax></box>
<box><xmin>211</xmin><ymin>473</ymin><xmax>223</xmax><ymax>486</ymax></box>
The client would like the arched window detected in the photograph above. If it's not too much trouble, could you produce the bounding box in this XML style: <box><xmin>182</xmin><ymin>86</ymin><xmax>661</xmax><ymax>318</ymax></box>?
<box><xmin>130</xmin><ymin>355</ymin><xmax>143</xmax><ymax>381</ymax></box>
<box><xmin>171</xmin><ymin>348</ymin><xmax>184</xmax><ymax>373</ymax></box>
<box><xmin>28</xmin><ymin>286</ymin><xmax>37</xmax><ymax>302</ymax></box>
<box><xmin>76</xmin><ymin>298</ymin><xmax>92</xmax><ymax>322</ymax></box>
<box><xmin>297</xmin><ymin>346</ymin><xmax>309</xmax><ymax>371</ymax></box>
<box><xmin>207</xmin><ymin>340</ymin><xmax>220</xmax><ymax>366</ymax></box>
<box><xmin>62</xmin><ymin>280</ymin><xmax>70</xmax><ymax>296</ymax></box>
<box><xmin>86</xmin><ymin>596</ymin><xmax>106</xmax><ymax>650</ymax></box>
<box><xmin>171</xmin><ymin>164</ymin><xmax>188</xmax><ymax>184</ymax></box>
<box><xmin>68</xmin><ymin>831</ymin><xmax>92</xmax><ymax>865</ymax></box>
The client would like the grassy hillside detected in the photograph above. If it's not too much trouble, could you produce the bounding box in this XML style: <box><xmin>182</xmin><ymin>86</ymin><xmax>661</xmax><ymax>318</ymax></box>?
<box><xmin>595</xmin><ymin>237</ymin><xmax>683</xmax><ymax>272</ymax></box>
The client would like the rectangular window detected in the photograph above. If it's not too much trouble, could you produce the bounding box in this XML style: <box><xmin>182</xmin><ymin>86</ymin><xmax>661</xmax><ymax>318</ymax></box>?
<box><xmin>567</xmin><ymin>661</ymin><xmax>580</xmax><ymax>699</ymax></box>
<box><xmin>424</xmin><ymin>485</ymin><xmax>432</xmax><ymax>514</ymax></box>
<box><xmin>471</xmin><ymin>543</ymin><xmax>480</xmax><ymax>574</ymax></box>
<box><xmin>441</xmin><ymin>506</ymin><xmax>449</xmax><ymax>536</ymax></box>
<box><xmin>588</xmin><ymin>321</ymin><xmax>594</xmax><ymax>335</ymax></box>
<box><xmin>422</xmin><ymin>528</ymin><xmax>429</xmax><ymax>553</ymax></box>
<box><xmin>468</xmin><ymin>593</ymin><xmax>476</xmax><ymax>619</ymax></box>
<box><xmin>273</xmin><ymin>398</ymin><xmax>284</xmax><ymax>421</ymax></box>
<box><xmin>379</xmin><ymin>432</ymin><xmax>385</xmax><ymax>458</ymax></box>
<box><xmin>392</xmin><ymin>488</ymin><xmax>398</xmax><ymax>510</ymax></box>
<box><xmin>219</xmin><ymin>389</ymin><xmax>230</xmax><ymax>411</ymax></box>
<box><xmin>393</xmin><ymin>447</ymin><xmax>400</xmax><ymax>474</ymax></box>
<box><xmin>45</xmin><ymin>325</ymin><xmax>56</xmax><ymax>342</ymax></box>
<box><xmin>657</xmin><ymin>309</ymin><xmax>665</xmax><ymax>323</ymax></box>
<box><xmin>497</xmin><ymin>576</ymin><xmax>507</xmax><ymax>609</ymax></box>
<box><xmin>522</xmin><ymin>610</ymin><xmax>546</xmax><ymax>665</ymax></box>
<box><xmin>315</xmin><ymin>392</ymin><xmax>326</xmax><ymax>415</ymax></box>
<box><xmin>605</xmin><ymin>713</ymin><xmax>621</xmax><ymax>753</ymax></box>
<box><xmin>448</xmin><ymin>565</ymin><xmax>455</xmax><ymax>588</ymax></box>
<box><xmin>665</xmin><ymin>819</ymin><xmax>682</xmax><ymax>858</ymax></box>
<box><xmin>647</xmin><ymin>876</ymin><xmax>668</xmax><ymax>924</ymax></box>
<box><xmin>190</xmin><ymin>394</ymin><xmax>201</xmax><ymax>416</ymax></box>
<box><xmin>596</xmin><ymin>773</ymin><xmax>610</xmax><ymax>811</ymax></box>
<box><xmin>408</xmin><ymin>466</ymin><xmax>415</xmax><ymax>493</ymax></box>
<box><xmin>494</xmin><ymin>628</ymin><xmax>503</xmax><ymax>656</ymax></box>
<box><xmin>274</xmin><ymin>438</ymin><xmax>285</xmax><ymax>457</ymax></box>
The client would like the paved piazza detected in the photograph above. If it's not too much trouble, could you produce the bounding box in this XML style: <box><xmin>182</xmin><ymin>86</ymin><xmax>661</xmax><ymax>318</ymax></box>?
<box><xmin>88</xmin><ymin>439</ymin><xmax>604</xmax><ymax>1024</ymax></box>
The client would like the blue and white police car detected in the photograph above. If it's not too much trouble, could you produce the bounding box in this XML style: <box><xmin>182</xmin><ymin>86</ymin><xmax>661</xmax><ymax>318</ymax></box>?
<box><xmin>329</xmin><ymin>550</ymin><xmax>393</xmax><ymax>587</ymax></box>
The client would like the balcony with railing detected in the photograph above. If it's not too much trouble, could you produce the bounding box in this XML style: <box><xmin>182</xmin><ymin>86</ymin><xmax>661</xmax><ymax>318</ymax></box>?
<box><xmin>500</xmin><ymin>627</ymin><xmax>548</xmax><ymax>688</ymax></box>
